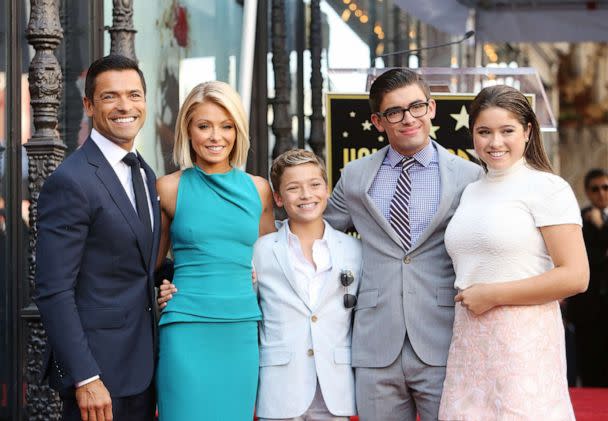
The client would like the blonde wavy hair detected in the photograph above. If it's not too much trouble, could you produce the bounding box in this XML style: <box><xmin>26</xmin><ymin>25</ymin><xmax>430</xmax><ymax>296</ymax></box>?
<box><xmin>270</xmin><ymin>149</ymin><xmax>327</xmax><ymax>192</ymax></box>
<box><xmin>173</xmin><ymin>81</ymin><xmax>249</xmax><ymax>169</ymax></box>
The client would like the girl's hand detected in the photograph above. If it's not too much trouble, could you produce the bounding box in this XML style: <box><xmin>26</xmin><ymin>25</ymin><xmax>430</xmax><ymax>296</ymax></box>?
<box><xmin>157</xmin><ymin>279</ymin><xmax>177</xmax><ymax>309</ymax></box>
<box><xmin>455</xmin><ymin>283</ymin><xmax>497</xmax><ymax>315</ymax></box>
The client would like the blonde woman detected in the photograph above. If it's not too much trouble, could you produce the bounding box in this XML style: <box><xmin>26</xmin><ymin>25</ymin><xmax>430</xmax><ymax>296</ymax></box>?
<box><xmin>155</xmin><ymin>81</ymin><xmax>274</xmax><ymax>420</ymax></box>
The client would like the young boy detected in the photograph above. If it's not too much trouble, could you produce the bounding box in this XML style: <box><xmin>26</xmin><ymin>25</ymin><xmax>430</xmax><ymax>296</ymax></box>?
<box><xmin>254</xmin><ymin>149</ymin><xmax>362</xmax><ymax>421</ymax></box>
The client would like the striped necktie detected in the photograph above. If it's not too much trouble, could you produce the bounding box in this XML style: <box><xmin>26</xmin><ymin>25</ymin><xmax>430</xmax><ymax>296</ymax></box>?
<box><xmin>390</xmin><ymin>157</ymin><xmax>416</xmax><ymax>250</ymax></box>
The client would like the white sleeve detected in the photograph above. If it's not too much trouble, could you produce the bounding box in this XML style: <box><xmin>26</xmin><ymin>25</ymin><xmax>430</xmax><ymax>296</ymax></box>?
<box><xmin>75</xmin><ymin>374</ymin><xmax>100</xmax><ymax>388</ymax></box>
<box><xmin>529</xmin><ymin>174</ymin><xmax>582</xmax><ymax>227</ymax></box>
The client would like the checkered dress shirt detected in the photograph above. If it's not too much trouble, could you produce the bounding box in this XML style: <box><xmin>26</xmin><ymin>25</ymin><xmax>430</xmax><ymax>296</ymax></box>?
<box><xmin>368</xmin><ymin>141</ymin><xmax>441</xmax><ymax>247</ymax></box>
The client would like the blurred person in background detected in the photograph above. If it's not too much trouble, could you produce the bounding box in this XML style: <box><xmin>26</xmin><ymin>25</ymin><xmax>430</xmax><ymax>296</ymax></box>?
<box><xmin>567</xmin><ymin>168</ymin><xmax>608</xmax><ymax>387</ymax></box>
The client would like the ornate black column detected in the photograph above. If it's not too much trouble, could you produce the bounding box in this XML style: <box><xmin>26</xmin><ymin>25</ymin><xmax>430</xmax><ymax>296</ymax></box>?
<box><xmin>23</xmin><ymin>0</ymin><xmax>66</xmax><ymax>418</ymax></box>
<box><xmin>308</xmin><ymin>0</ymin><xmax>324</xmax><ymax>158</ymax></box>
<box><xmin>109</xmin><ymin>0</ymin><xmax>137</xmax><ymax>60</ymax></box>
<box><xmin>271</xmin><ymin>0</ymin><xmax>295</xmax><ymax>158</ymax></box>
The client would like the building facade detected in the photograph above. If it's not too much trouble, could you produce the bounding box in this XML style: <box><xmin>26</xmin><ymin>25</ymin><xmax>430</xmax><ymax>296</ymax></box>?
<box><xmin>1</xmin><ymin>1</ymin><xmax>444</xmax><ymax>418</ymax></box>
<box><xmin>6</xmin><ymin>1</ymin><xmax>600</xmax><ymax>419</ymax></box>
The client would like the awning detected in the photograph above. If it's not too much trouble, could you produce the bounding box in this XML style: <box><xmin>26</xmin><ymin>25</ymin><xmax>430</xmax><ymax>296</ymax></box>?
<box><xmin>394</xmin><ymin>0</ymin><xmax>608</xmax><ymax>42</ymax></box>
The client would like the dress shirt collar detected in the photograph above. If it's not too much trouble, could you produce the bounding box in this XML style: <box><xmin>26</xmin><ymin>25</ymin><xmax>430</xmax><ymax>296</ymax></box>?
<box><xmin>386</xmin><ymin>140</ymin><xmax>436</xmax><ymax>169</ymax></box>
<box><xmin>285</xmin><ymin>220</ymin><xmax>332</xmax><ymax>273</ymax></box>
<box><xmin>285</xmin><ymin>219</ymin><xmax>332</xmax><ymax>245</ymax></box>
<box><xmin>90</xmin><ymin>128</ymin><xmax>137</xmax><ymax>166</ymax></box>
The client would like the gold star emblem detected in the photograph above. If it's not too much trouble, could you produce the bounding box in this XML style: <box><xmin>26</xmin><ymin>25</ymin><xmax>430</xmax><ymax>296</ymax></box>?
<box><xmin>378</xmin><ymin>135</ymin><xmax>385</xmax><ymax>142</ymax></box>
<box><xmin>361</xmin><ymin>120</ymin><xmax>372</xmax><ymax>131</ymax></box>
<box><xmin>349</xmin><ymin>111</ymin><xmax>356</xmax><ymax>118</ymax></box>
<box><xmin>450</xmin><ymin>105</ymin><xmax>469</xmax><ymax>131</ymax></box>
<box><xmin>342</xmin><ymin>131</ymin><xmax>349</xmax><ymax>138</ymax></box>
<box><xmin>429</xmin><ymin>125</ymin><xmax>439</xmax><ymax>140</ymax></box>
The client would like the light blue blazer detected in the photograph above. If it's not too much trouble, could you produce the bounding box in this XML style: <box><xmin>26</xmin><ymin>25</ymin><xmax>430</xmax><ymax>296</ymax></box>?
<box><xmin>253</xmin><ymin>221</ymin><xmax>362</xmax><ymax>418</ymax></box>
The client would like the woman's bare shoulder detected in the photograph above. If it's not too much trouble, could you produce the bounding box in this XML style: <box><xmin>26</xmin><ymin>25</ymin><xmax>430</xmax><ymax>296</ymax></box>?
<box><xmin>157</xmin><ymin>170</ymin><xmax>183</xmax><ymax>197</ymax></box>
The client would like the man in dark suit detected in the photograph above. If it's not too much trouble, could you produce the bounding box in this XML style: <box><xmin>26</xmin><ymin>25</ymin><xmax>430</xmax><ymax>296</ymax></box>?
<box><xmin>568</xmin><ymin>168</ymin><xmax>608</xmax><ymax>387</ymax></box>
<box><xmin>35</xmin><ymin>55</ymin><xmax>160</xmax><ymax>421</ymax></box>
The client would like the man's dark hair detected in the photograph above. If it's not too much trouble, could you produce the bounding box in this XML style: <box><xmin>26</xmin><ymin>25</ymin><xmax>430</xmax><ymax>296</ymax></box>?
<box><xmin>368</xmin><ymin>68</ymin><xmax>431</xmax><ymax>113</ymax></box>
<box><xmin>584</xmin><ymin>168</ymin><xmax>608</xmax><ymax>190</ymax></box>
<box><xmin>84</xmin><ymin>54</ymin><xmax>146</xmax><ymax>100</ymax></box>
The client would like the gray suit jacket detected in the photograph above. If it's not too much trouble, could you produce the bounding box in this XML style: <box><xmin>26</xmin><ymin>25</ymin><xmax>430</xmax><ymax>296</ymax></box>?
<box><xmin>325</xmin><ymin>142</ymin><xmax>482</xmax><ymax>368</ymax></box>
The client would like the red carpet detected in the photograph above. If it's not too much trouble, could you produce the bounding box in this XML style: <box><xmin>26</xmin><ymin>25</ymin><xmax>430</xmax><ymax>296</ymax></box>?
<box><xmin>348</xmin><ymin>390</ymin><xmax>608</xmax><ymax>420</ymax></box>
<box><xmin>287</xmin><ymin>388</ymin><xmax>608</xmax><ymax>421</ymax></box>
<box><xmin>569</xmin><ymin>387</ymin><xmax>608</xmax><ymax>421</ymax></box>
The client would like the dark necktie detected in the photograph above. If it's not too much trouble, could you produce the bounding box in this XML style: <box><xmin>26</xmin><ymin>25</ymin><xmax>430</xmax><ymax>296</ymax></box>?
<box><xmin>122</xmin><ymin>152</ymin><xmax>152</xmax><ymax>234</ymax></box>
<box><xmin>389</xmin><ymin>157</ymin><xmax>416</xmax><ymax>250</ymax></box>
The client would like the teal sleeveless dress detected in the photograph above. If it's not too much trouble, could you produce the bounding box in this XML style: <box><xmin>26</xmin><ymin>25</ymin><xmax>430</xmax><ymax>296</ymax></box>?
<box><xmin>156</xmin><ymin>166</ymin><xmax>262</xmax><ymax>421</ymax></box>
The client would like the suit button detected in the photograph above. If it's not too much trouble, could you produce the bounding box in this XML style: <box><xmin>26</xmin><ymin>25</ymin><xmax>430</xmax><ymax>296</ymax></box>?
<box><xmin>403</xmin><ymin>256</ymin><xmax>411</xmax><ymax>264</ymax></box>
<box><xmin>311</xmin><ymin>315</ymin><xmax>318</xmax><ymax>322</ymax></box>
<box><xmin>307</xmin><ymin>349</ymin><xmax>314</xmax><ymax>357</ymax></box>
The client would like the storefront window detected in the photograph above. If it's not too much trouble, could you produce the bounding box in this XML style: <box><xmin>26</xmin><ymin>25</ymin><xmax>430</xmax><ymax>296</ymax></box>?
<box><xmin>105</xmin><ymin>0</ymin><xmax>245</xmax><ymax>176</ymax></box>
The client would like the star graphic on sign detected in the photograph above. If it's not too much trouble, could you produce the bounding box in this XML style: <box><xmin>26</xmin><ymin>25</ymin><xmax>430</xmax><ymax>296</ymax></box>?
<box><xmin>349</xmin><ymin>111</ymin><xmax>356</xmax><ymax>118</ymax></box>
<box><xmin>342</xmin><ymin>131</ymin><xmax>349</xmax><ymax>138</ymax></box>
<box><xmin>378</xmin><ymin>135</ymin><xmax>385</xmax><ymax>142</ymax></box>
<box><xmin>429</xmin><ymin>125</ymin><xmax>440</xmax><ymax>140</ymax></box>
<box><xmin>361</xmin><ymin>120</ymin><xmax>372</xmax><ymax>131</ymax></box>
<box><xmin>450</xmin><ymin>105</ymin><xmax>469</xmax><ymax>131</ymax></box>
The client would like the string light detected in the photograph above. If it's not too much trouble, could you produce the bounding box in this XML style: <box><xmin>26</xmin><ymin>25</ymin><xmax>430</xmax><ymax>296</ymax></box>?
<box><xmin>483</xmin><ymin>44</ymin><xmax>498</xmax><ymax>62</ymax></box>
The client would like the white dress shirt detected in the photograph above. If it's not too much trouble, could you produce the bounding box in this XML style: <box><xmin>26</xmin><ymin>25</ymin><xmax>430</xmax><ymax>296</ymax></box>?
<box><xmin>90</xmin><ymin>129</ymin><xmax>154</xmax><ymax>229</ymax></box>
<box><xmin>286</xmin><ymin>221</ymin><xmax>332</xmax><ymax>307</ymax></box>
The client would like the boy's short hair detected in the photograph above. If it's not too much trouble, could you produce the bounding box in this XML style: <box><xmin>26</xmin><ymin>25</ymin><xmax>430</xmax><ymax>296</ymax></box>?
<box><xmin>369</xmin><ymin>68</ymin><xmax>431</xmax><ymax>113</ymax></box>
<box><xmin>270</xmin><ymin>149</ymin><xmax>328</xmax><ymax>192</ymax></box>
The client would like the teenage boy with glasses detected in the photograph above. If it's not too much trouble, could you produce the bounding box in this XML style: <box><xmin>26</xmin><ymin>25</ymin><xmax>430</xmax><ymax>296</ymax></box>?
<box><xmin>325</xmin><ymin>68</ymin><xmax>482</xmax><ymax>420</ymax></box>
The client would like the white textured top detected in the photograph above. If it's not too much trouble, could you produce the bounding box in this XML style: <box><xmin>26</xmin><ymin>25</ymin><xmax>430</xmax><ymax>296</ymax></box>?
<box><xmin>445</xmin><ymin>159</ymin><xmax>581</xmax><ymax>290</ymax></box>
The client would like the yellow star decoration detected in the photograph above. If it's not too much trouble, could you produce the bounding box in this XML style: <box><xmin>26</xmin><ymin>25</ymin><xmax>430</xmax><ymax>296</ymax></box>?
<box><xmin>450</xmin><ymin>105</ymin><xmax>469</xmax><ymax>131</ymax></box>
<box><xmin>378</xmin><ymin>135</ymin><xmax>385</xmax><ymax>142</ymax></box>
<box><xmin>342</xmin><ymin>131</ymin><xmax>349</xmax><ymax>138</ymax></box>
<box><xmin>361</xmin><ymin>120</ymin><xmax>372</xmax><ymax>131</ymax></box>
<box><xmin>429</xmin><ymin>125</ymin><xmax>439</xmax><ymax>140</ymax></box>
<box><xmin>349</xmin><ymin>111</ymin><xmax>356</xmax><ymax>118</ymax></box>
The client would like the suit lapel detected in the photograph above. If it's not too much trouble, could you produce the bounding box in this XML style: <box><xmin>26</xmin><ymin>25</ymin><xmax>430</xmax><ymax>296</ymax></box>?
<box><xmin>408</xmin><ymin>143</ymin><xmax>457</xmax><ymax>254</ymax></box>
<box><xmin>82</xmin><ymin>139</ymin><xmax>151</xmax><ymax>267</ymax></box>
<box><xmin>273</xmin><ymin>224</ymin><xmax>314</xmax><ymax>312</ymax></box>
<box><xmin>142</xmin><ymin>158</ymin><xmax>160</xmax><ymax>270</ymax></box>
<box><xmin>361</xmin><ymin>146</ymin><xmax>408</xmax><ymax>249</ymax></box>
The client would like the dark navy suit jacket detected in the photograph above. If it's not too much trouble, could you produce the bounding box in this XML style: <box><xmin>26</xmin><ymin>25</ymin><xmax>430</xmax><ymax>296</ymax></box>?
<box><xmin>34</xmin><ymin>137</ymin><xmax>161</xmax><ymax>397</ymax></box>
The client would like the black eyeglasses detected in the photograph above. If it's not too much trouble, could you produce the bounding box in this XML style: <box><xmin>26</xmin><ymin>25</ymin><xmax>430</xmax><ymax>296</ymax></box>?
<box><xmin>377</xmin><ymin>101</ymin><xmax>430</xmax><ymax>124</ymax></box>
<box><xmin>340</xmin><ymin>270</ymin><xmax>357</xmax><ymax>309</ymax></box>
<box><xmin>590</xmin><ymin>184</ymin><xmax>608</xmax><ymax>193</ymax></box>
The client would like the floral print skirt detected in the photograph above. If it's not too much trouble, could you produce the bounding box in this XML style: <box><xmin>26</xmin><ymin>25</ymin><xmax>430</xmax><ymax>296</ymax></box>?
<box><xmin>439</xmin><ymin>301</ymin><xmax>575</xmax><ymax>421</ymax></box>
